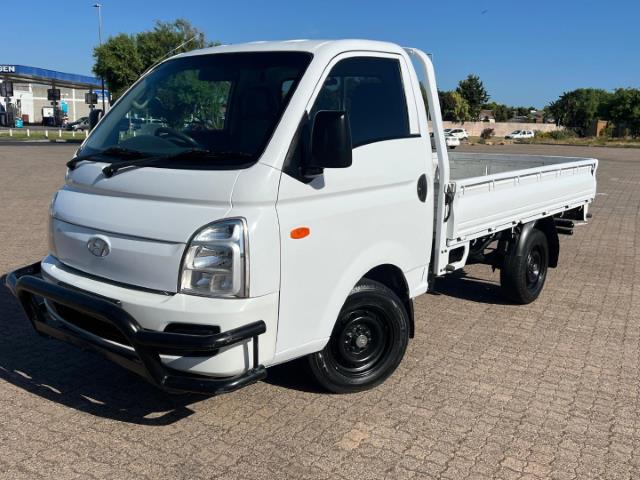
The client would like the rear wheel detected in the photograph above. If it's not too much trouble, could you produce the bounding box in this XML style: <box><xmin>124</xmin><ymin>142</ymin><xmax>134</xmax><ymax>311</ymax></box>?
<box><xmin>500</xmin><ymin>229</ymin><xmax>549</xmax><ymax>304</ymax></box>
<box><xmin>307</xmin><ymin>279</ymin><xmax>409</xmax><ymax>393</ymax></box>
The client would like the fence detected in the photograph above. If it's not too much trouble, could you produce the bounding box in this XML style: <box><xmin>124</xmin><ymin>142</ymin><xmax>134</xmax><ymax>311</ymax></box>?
<box><xmin>0</xmin><ymin>128</ymin><xmax>88</xmax><ymax>139</ymax></box>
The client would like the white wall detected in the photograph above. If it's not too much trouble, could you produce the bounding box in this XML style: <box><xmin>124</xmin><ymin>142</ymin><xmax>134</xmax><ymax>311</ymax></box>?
<box><xmin>433</xmin><ymin>121</ymin><xmax>562</xmax><ymax>137</ymax></box>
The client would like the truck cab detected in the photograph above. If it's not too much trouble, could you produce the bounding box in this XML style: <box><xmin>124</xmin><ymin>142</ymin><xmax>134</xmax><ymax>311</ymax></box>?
<box><xmin>6</xmin><ymin>40</ymin><xmax>597</xmax><ymax>395</ymax></box>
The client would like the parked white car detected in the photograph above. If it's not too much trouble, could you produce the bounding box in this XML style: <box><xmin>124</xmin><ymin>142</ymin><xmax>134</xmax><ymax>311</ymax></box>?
<box><xmin>430</xmin><ymin>132</ymin><xmax>459</xmax><ymax>149</ymax></box>
<box><xmin>447</xmin><ymin>128</ymin><xmax>469</xmax><ymax>140</ymax></box>
<box><xmin>506</xmin><ymin>130</ymin><xmax>535</xmax><ymax>139</ymax></box>
<box><xmin>6</xmin><ymin>40</ymin><xmax>597</xmax><ymax>395</ymax></box>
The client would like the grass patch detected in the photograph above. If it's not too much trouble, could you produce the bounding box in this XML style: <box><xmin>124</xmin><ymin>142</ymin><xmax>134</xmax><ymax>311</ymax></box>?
<box><xmin>518</xmin><ymin>137</ymin><xmax>640</xmax><ymax>148</ymax></box>
<box><xmin>0</xmin><ymin>130</ymin><xmax>87</xmax><ymax>142</ymax></box>
<box><xmin>468</xmin><ymin>136</ymin><xmax>510</xmax><ymax>145</ymax></box>
<box><xmin>466</xmin><ymin>135</ymin><xmax>640</xmax><ymax>148</ymax></box>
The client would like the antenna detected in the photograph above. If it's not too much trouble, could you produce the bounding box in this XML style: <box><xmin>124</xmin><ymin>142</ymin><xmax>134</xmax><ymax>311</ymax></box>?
<box><xmin>157</xmin><ymin>35</ymin><xmax>199</xmax><ymax>63</ymax></box>
<box><xmin>142</xmin><ymin>35</ymin><xmax>199</xmax><ymax>76</ymax></box>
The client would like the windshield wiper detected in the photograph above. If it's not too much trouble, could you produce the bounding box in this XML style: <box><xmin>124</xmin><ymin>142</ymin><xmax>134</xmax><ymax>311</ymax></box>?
<box><xmin>101</xmin><ymin>149</ymin><xmax>254</xmax><ymax>178</ymax></box>
<box><xmin>67</xmin><ymin>146</ymin><xmax>151</xmax><ymax>170</ymax></box>
<box><xmin>102</xmin><ymin>148</ymin><xmax>212</xmax><ymax>177</ymax></box>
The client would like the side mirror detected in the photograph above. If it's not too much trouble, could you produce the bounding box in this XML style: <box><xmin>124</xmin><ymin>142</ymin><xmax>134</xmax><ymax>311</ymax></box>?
<box><xmin>305</xmin><ymin>110</ymin><xmax>352</xmax><ymax>178</ymax></box>
<box><xmin>89</xmin><ymin>109</ymin><xmax>104</xmax><ymax>131</ymax></box>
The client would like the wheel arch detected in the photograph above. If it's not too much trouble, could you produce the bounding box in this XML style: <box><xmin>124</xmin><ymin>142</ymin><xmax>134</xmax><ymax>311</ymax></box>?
<box><xmin>534</xmin><ymin>217</ymin><xmax>559</xmax><ymax>268</ymax></box>
<box><xmin>514</xmin><ymin>218</ymin><xmax>559</xmax><ymax>268</ymax></box>
<box><xmin>362</xmin><ymin>264</ymin><xmax>414</xmax><ymax>338</ymax></box>
<box><xmin>273</xmin><ymin>244</ymin><xmax>421</xmax><ymax>365</ymax></box>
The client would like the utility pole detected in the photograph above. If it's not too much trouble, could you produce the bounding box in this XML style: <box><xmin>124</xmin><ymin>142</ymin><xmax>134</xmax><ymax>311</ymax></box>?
<box><xmin>93</xmin><ymin>3</ymin><xmax>106</xmax><ymax>112</ymax></box>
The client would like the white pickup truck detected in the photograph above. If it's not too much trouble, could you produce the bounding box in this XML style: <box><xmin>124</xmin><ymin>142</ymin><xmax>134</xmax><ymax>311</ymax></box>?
<box><xmin>6</xmin><ymin>40</ymin><xmax>597</xmax><ymax>395</ymax></box>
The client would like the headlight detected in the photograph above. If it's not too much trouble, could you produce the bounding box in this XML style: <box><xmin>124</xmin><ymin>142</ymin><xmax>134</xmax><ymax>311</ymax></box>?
<box><xmin>179</xmin><ymin>218</ymin><xmax>249</xmax><ymax>298</ymax></box>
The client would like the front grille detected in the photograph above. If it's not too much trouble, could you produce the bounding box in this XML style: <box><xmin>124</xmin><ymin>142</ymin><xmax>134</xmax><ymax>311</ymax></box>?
<box><xmin>50</xmin><ymin>302</ymin><xmax>132</xmax><ymax>347</ymax></box>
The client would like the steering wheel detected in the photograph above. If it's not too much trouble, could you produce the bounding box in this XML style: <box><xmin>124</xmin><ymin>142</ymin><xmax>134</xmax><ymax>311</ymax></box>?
<box><xmin>154</xmin><ymin>126</ymin><xmax>200</xmax><ymax>148</ymax></box>
<box><xmin>132</xmin><ymin>94</ymin><xmax>163</xmax><ymax>111</ymax></box>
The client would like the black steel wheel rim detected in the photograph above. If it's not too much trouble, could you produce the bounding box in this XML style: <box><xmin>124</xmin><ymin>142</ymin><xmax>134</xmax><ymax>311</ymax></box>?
<box><xmin>526</xmin><ymin>247</ymin><xmax>545</xmax><ymax>289</ymax></box>
<box><xmin>330</xmin><ymin>308</ymin><xmax>392</xmax><ymax>376</ymax></box>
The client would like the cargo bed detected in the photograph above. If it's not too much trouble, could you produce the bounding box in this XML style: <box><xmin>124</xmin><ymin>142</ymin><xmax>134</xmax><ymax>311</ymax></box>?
<box><xmin>435</xmin><ymin>152</ymin><xmax>598</xmax><ymax>247</ymax></box>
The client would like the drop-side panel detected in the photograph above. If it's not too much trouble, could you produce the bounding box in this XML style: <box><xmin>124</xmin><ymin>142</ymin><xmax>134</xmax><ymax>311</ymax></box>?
<box><xmin>446</xmin><ymin>155</ymin><xmax>597</xmax><ymax>244</ymax></box>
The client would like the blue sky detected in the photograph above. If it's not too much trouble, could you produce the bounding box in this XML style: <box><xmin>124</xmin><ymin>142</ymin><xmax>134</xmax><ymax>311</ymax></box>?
<box><xmin>3</xmin><ymin>0</ymin><xmax>638</xmax><ymax>107</ymax></box>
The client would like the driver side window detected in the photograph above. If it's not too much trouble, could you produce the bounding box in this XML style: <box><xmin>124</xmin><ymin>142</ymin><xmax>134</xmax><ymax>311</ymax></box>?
<box><xmin>310</xmin><ymin>56</ymin><xmax>410</xmax><ymax>147</ymax></box>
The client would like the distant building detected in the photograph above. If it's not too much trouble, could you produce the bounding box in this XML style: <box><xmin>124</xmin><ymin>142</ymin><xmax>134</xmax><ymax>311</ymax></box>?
<box><xmin>0</xmin><ymin>64</ymin><xmax>108</xmax><ymax>127</ymax></box>
<box><xmin>478</xmin><ymin>109</ymin><xmax>495</xmax><ymax>123</ymax></box>
<box><xmin>508</xmin><ymin>115</ymin><xmax>529</xmax><ymax>123</ymax></box>
<box><xmin>586</xmin><ymin>119</ymin><xmax>609</xmax><ymax>137</ymax></box>
<box><xmin>530</xmin><ymin>111</ymin><xmax>545</xmax><ymax>124</ymax></box>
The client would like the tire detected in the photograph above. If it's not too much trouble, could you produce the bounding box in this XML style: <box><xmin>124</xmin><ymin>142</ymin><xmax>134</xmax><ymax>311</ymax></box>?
<box><xmin>307</xmin><ymin>279</ymin><xmax>410</xmax><ymax>393</ymax></box>
<box><xmin>500</xmin><ymin>229</ymin><xmax>549</xmax><ymax>304</ymax></box>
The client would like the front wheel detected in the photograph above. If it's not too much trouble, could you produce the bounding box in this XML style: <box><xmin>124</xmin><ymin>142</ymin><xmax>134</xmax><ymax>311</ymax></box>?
<box><xmin>307</xmin><ymin>279</ymin><xmax>409</xmax><ymax>393</ymax></box>
<box><xmin>500</xmin><ymin>229</ymin><xmax>549</xmax><ymax>304</ymax></box>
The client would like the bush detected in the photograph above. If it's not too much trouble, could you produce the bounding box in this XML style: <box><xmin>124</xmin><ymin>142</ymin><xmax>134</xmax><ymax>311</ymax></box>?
<box><xmin>534</xmin><ymin>129</ymin><xmax>577</xmax><ymax>140</ymax></box>
<box><xmin>480</xmin><ymin>128</ymin><xmax>495</xmax><ymax>140</ymax></box>
<box><xmin>550</xmin><ymin>129</ymin><xmax>577</xmax><ymax>140</ymax></box>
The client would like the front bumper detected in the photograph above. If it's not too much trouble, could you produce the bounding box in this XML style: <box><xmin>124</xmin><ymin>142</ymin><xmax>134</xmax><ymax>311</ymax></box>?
<box><xmin>5</xmin><ymin>262</ymin><xmax>267</xmax><ymax>394</ymax></box>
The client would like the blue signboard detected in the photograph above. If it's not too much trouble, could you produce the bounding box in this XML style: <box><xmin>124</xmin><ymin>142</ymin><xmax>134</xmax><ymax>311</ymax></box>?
<box><xmin>95</xmin><ymin>90</ymin><xmax>110</xmax><ymax>101</ymax></box>
<box><xmin>0</xmin><ymin>65</ymin><xmax>101</xmax><ymax>88</ymax></box>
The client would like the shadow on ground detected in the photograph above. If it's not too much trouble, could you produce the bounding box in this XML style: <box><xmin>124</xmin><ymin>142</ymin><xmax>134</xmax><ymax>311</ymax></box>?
<box><xmin>0</xmin><ymin>267</ymin><xmax>510</xmax><ymax>422</ymax></box>
<box><xmin>263</xmin><ymin>358</ymin><xmax>325</xmax><ymax>394</ymax></box>
<box><xmin>0</xmin><ymin>272</ymin><xmax>327</xmax><ymax>424</ymax></box>
<box><xmin>0</xmin><ymin>274</ymin><xmax>210</xmax><ymax>426</ymax></box>
<box><xmin>431</xmin><ymin>269</ymin><xmax>513</xmax><ymax>305</ymax></box>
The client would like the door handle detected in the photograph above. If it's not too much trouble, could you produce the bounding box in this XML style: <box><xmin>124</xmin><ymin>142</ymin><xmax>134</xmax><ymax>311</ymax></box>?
<box><xmin>417</xmin><ymin>174</ymin><xmax>427</xmax><ymax>202</ymax></box>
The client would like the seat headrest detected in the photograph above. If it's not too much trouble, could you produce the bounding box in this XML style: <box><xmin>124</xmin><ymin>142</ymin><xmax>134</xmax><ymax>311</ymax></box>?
<box><xmin>241</xmin><ymin>87</ymin><xmax>277</xmax><ymax>119</ymax></box>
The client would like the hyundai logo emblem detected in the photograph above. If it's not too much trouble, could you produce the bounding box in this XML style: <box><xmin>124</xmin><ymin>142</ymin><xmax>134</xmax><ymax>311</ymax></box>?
<box><xmin>87</xmin><ymin>236</ymin><xmax>110</xmax><ymax>257</ymax></box>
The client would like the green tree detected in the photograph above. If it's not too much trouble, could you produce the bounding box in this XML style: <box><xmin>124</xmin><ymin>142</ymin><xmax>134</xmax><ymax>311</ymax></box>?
<box><xmin>93</xmin><ymin>19</ymin><xmax>214</xmax><ymax>100</ymax></box>
<box><xmin>494</xmin><ymin>104</ymin><xmax>511</xmax><ymax>122</ymax></box>
<box><xmin>515</xmin><ymin>106</ymin><xmax>536</xmax><ymax>117</ymax></box>
<box><xmin>482</xmin><ymin>101</ymin><xmax>513</xmax><ymax>122</ymax></box>
<box><xmin>546</xmin><ymin>88</ymin><xmax>611</xmax><ymax>136</ymax></box>
<box><xmin>456</xmin><ymin>74</ymin><xmax>490</xmax><ymax>120</ymax></box>
<box><xmin>606</xmin><ymin>88</ymin><xmax>640</xmax><ymax>137</ymax></box>
<box><xmin>93</xmin><ymin>34</ymin><xmax>143</xmax><ymax>100</ymax></box>
<box><xmin>136</xmin><ymin>19</ymin><xmax>210</xmax><ymax>69</ymax></box>
<box><xmin>439</xmin><ymin>90</ymin><xmax>471</xmax><ymax>123</ymax></box>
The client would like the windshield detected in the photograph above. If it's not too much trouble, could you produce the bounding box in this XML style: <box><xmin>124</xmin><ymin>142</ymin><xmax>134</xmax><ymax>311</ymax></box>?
<box><xmin>81</xmin><ymin>52</ymin><xmax>312</xmax><ymax>168</ymax></box>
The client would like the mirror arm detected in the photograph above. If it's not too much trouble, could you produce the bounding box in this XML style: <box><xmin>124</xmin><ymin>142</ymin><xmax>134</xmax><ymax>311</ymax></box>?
<box><xmin>301</xmin><ymin>165</ymin><xmax>323</xmax><ymax>180</ymax></box>
<box><xmin>89</xmin><ymin>109</ymin><xmax>104</xmax><ymax>132</ymax></box>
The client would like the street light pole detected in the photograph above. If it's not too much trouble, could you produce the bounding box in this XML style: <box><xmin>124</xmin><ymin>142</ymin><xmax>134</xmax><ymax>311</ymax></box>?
<box><xmin>93</xmin><ymin>3</ymin><xmax>106</xmax><ymax>112</ymax></box>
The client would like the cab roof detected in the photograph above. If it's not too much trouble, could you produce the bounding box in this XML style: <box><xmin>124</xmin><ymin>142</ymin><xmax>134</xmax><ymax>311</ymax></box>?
<box><xmin>177</xmin><ymin>39</ymin><xmax>408</xmax><ymax>59</ymax></box>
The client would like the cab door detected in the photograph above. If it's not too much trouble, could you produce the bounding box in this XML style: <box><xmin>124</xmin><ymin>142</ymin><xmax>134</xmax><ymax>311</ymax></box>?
<box><xmin>275</xmin><ymin>52</ymin><xmax>433</xmax><ymax>361</ymax></box>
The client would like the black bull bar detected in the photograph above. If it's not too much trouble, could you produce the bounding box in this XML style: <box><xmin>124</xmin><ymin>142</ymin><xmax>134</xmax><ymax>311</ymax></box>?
<box><xmin>5</xmin><ymin>262</ymin><xmax>267</xmax><ymax>394</ymax></box>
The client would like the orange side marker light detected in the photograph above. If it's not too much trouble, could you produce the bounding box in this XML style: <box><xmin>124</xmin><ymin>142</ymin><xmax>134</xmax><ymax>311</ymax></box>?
<box><xmin>290</xmin><ymin>227</ymin><xmax>310</xmax><ymax>239</ymax></box>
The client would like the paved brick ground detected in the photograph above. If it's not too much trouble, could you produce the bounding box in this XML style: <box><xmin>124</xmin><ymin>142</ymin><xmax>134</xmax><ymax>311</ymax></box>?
<box><xmin>0</xmin><ymin>143</ymin><xmax>639</xmax><ymax>479</ymax></box>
